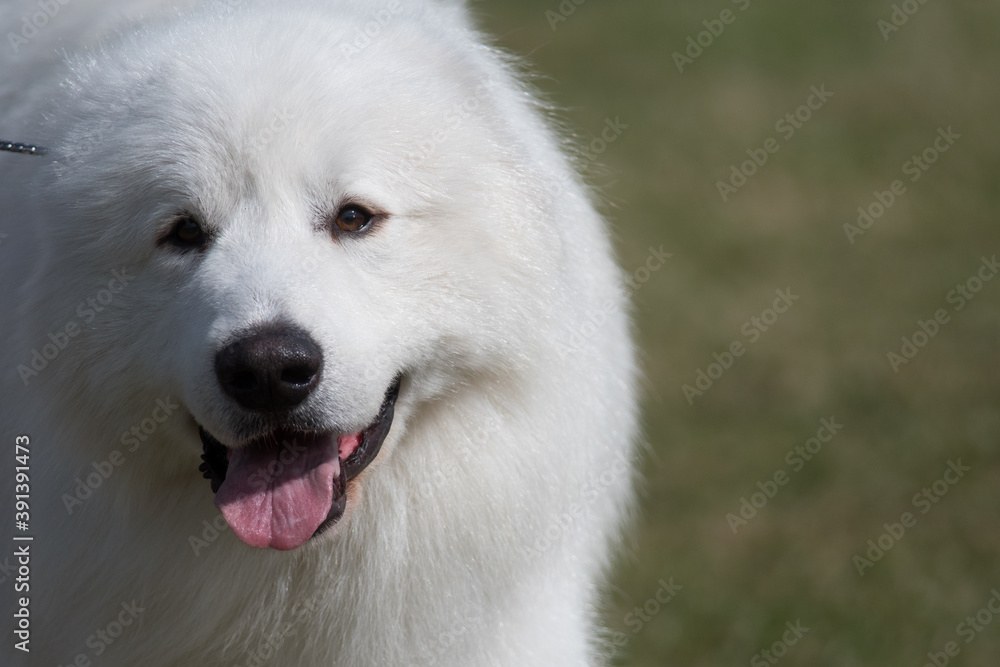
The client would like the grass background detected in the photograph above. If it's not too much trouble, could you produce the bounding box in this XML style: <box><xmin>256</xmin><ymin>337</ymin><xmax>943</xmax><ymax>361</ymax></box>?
<box><xmin>481</xmin><ymin>1</ymin><xmax>1000</xmax><ymax>665</ymax></box>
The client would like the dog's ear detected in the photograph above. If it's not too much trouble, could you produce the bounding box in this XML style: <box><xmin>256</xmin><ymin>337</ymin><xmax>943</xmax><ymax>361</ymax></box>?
<box><xmin>1</xmin><ymin>140</ymin><xmax>47</xmax><ymax>156</ymax></box>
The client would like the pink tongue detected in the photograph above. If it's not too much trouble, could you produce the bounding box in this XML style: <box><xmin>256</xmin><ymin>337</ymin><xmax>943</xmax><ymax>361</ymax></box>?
<box><xmin>215</xmin><ymin>433</ymin><xmax>342</xmax><ymax>551</ymax></box>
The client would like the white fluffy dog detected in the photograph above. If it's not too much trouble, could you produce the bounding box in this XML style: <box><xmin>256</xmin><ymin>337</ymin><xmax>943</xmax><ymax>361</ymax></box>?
<box><xmin>0</xmin><ymin>1</ymin><xmax>637</xmax><ymax>664</ymax></box>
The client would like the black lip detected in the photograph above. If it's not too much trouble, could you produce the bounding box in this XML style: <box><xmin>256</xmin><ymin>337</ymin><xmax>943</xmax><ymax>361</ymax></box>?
<box><xmin>198</xmin><ymin>428</ymin><xmax>230</xmax><ymax>494</ymax></box>
<box><xmin>198</xmin><ymin>376</ymin><xmax>402</xmax><ymax>537</ymax></box>
<box><xmin>342</xmin><ymin>376</ymin><xmax>400</xmax><ymax>480</ymax></box>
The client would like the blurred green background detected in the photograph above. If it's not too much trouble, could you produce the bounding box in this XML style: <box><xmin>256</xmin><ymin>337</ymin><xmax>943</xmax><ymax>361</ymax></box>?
<box><xmin>483</xmin><ymin>1</ymin><xmax>1000</xmax><ymax>665</ymax></box>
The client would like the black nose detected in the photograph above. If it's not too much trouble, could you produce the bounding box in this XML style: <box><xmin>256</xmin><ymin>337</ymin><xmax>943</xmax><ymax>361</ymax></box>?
<box><xmin>215</xmin><ymin>324</ymin><xmax>323</xmax><ymax>412</ymax></box>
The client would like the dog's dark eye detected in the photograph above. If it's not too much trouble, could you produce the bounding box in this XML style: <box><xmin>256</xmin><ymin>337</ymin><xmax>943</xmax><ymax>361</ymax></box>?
<box><xmin>333</xmin><ymin>205</ymin><xmax>373</xmax><ymax>233</ymax></box>
<box><xmin>163</xmin><ymin>214</ymin><xmax>207</xmax><ymax>249</ymax></box>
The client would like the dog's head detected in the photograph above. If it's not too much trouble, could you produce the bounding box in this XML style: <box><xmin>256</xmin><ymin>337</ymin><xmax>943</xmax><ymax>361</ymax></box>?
<box><xmin>20</xmin><ymin>2</ymin><xmax>571</xmax><ymax>550</ymax></box>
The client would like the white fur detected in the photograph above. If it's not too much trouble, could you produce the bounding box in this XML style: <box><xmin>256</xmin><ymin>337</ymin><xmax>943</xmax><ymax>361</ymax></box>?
<box><xmin>0</xmin><ymin>1</ymin><xmax>637</xmax><ymax>664</ymax></box>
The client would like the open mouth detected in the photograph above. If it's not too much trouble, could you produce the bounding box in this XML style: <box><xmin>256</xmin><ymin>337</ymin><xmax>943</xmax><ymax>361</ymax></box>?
<box><xmin>198</xmin><ymin>377</ymin><xmax>401</xmax><ymax>550</ymax></box>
